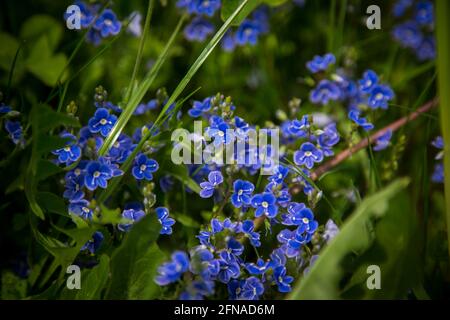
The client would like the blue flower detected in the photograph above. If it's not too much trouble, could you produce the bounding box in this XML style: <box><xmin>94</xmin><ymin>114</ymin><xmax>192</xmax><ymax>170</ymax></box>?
<box><xmin>432</xmin><ymin>163</ymin><xmax>444</xmax><ymax>183</ymax></box>
<box><xmin>191</xmin><ymin>0</ymin><xmax>221</xmax><ymax>17</ymax></box>
<box><xmin>217</xmin><ymin>250</ymin><xmax>241</xmax><ymax>283</ymax></box>
<box><xmin>155</xmin><ymin>251</ymin><xmax>190</xmax><ymax>285</ymax></box>
<box><xmin>432</xmin><ymin>136</ymin><xmax>444</xmax><ymax>149</ymax></box>
<box><xmin>310</xmin><ymin>80</ymin><xmax>341</xmax><ymax>105</ymax></box>
<box><xmin>118</xmin><ymin>208</ymin><xmax>145</xmax><ymax>232</ymax></box>
<box><xmin>108</xmin><ymin>133</ymin><xmax>134</xmax><ymax>163</ymax></box>
<box><xmin>240</xmin><ymin>277</ymin><xmax>264</xmax><ymax>300</ymax></box>
<box><xmin>358</xmin><ymin>70</ymin><xmax>379</xmax><ymax>93</ymax></box>
<box><xmin>245</xmin><ymin>258</ymin><xmax>269</xmax><ymax>275</ymax></box>
<box><xmin>231</xmin><ymin>179</ymin><xmax>255</xmax><ymax>208</ymax></box>
<box><xmin>273</xmin><ymin>266</ymin><xmax>294</xmax><ymax>293</ymax></box>
<box><xmin>197</xmin><ymin>230</ymin><xmax>213</xmax><ymax>248</ymax></box>
<box><xmin>94</xmin><ymin>9</ymin><xmax>121</xmax><ymax>37</ymax></box>
<box><xmin>69</xmin><ymin>199</ymin><xmax>93</xmax><ymax>220</ymax></box>
<box><xmin>88</xmin><ymin>108</ymin><xmax>117</xmax><ymax>137</ymax></box>
<box><xmin>226</xmin><ymin>237</ymin><xmax>244</xmax><ymax>256</ymax></box>
<box><xmin>52</xmin><ymin>132</ymin><xmax>81</xmax><ymax>165</ymax></box>
<box><xmin>200</xmin><ymin>170</ymin><xmax>223</xmax><ymax>198</ymax></box>
<box><xmin>184</xmin><ymin>17</ymin><xmax>214</xmax><ymax>42</ymax></box>
<box><xmin>287</xmin><ymin>205</ymin><xmax>318</xmax><ymax>234</ymax></box>
<box><xmin>268</xmin><ymin>248</ymin><xmax>287</xmax><ymax>269</ymax></box>
<box><xmin>368</xmin><ymin>85</ymin><xmax>394</xmax><ymax>109</ymax></box>
<box><xmin>228</xmin><ymin>280</ymin><xmax>245</xmax><ymax>300</ymax></box>
<box><xmin>134</xmin><ymin>99</ymin><xmax>158</xmax><ymax>115</ymax></box>
<box><xmin>132</xmin><ymin>154</ymin><xmax>159</xmax><ymax>181</ymax></box>
<box><xmin>222</xmin><ymin>30</ymin><xmax>236</xmax><ymax>52</ymax></box>
<box><xmin>268</xmin><ymin>165</ymin><xmax>289</xmax><ymax>185</ymax></box>
<box><xmin>127</xmin><ymin>11</ymin><xmax>142</xmax><ymax>37</ymax></box>
<box><xmin>65</xmin><ymin>1</ymin><xmax>95</xmax><ymax>28</ymax></box>
<box><xmin>373</xmin><ymin>130</ymin><xmax>392</xmax><ymax>151</ymax></box>
<box><xmin>306</xmin><ymin>53</ymin><xmax>336</xmax><ymax>73</ymax></box>
<box><xmin>81</xmin><ymin>231</ymin><xmax>104</xmax><ymax>254</ymax></box>
<box><xmin>416</xmin><ymin>37</ymin><xmax>436</xmax><ymax>61</ymax></box>
<box><xmin>288</xmin><ymin>115</ymin><xmax>309</xmax><ymax>138</ymax></box>
<box><xmin>156</xmin><ymin>207</ymin><xmax>175</xmax><ymax>235</ymax></box>
<box><xmin>63</xmin><ymin>167</ymin><xmax>86</xmax><ymax>201</ymax></box>
<box><xmin>0</xmin><ymin>104</ymin><xmax>12</xmax><ymax>113</ymax></box>
<box><xmin>415</xmin><ymin>1</ymin><xmax>434</xmax><ymax>26</ymax></box>
<box><xmin>277</xmin><ymin>229</ymin><xmax>309</xmax><ymax>257</ymax></box>
<box><xmin>348</xmin><ymin>110</ymin><xmax>374</xmax><ymax>131</ymax></box>
<box><xmin>84</xmin><ymin>160</ymin><xmax>113</xmax><ymax>191</ymax></box>
<box><xmin>393</xmin><ymin>0</ymin><xmax>413</xmax><ymax>17</ymax></box>
<box><xmin>86</xmin><ymin>29</ymin><xmax>102</xmax><ymax>46</ymax></box>
<box><xmin>160</xmin><ymin>175</ymin><xmax>174</xmax><ymax>192</ymax></box>
<box><xmin>318</xmin><ymin>123</ymin><xmax>340</xmax><ymax>156</ymax></box>
<box><xmin>188</xmin><ymin>97</ymin><xmax>211</xmax><ymax>117</ymax></box>
<box><xmin>392</xmin><ymin>21</ymin><xmax>423</xmax><ymax>49</ymax></box>
<box><xmin>292</xmin><ymin>168</ymin><xmax>314</xmax><ymax>195</ymax></box>
<box><xmin>323</xmin><ymin>219</ymin><xmax>339</xmax><ymax>243</ymax></box>
<box><xmin>235</xmin><ymin>20</ymin><xmax>261</xmax><ymax>46</ymax></box>
<box><xmin>237</xmin><ymin>220</ymin><xmax>260</xmax><ymax>247</ymax></box>
<box><xmin>205</xmin><ymin>121</ymin><xmax>234</xmax><ymax>147</ymax></box>
<box><xmin>5</xmin><ymin>120</ymin><xmax>23</xmax><ymax>145</ymax></box>
<box><xmin>251</xmin><ymin>192</ymin><xmax>278</xmax><ymax>218</ymax></box>
<box><xmin>294</xmin><ymin>142</ymin><xmax>324</xmax><ymax>169</ymax></box>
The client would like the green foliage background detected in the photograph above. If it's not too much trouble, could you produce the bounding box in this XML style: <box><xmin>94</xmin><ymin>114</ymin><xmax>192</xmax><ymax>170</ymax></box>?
<box><xmin>0</xmin><ymin>0</ymin><xmax>448</xmax><ymax>299</ymax></box>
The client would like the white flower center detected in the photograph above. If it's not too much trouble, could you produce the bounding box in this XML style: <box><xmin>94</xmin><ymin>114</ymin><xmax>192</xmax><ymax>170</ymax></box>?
<box><xmin>238</xmin><ymin>190</ymin><xmax>243</xmax><ymax>195</ymax></box>
<box><xmin>100</xmin><ymin>118</ymin><xmax>108</xmax><ymax>125</ymax></box>
<box><xmin>105</xmin><ymin>19</ymin><xmax>112</xmax><ymax>26</ymax></box>
<box><xmin>82</xmin><ymin>207</ymin><xmax>90</xmax><ymax>213</ymax></box>
<box><xmin>93</xmin><ymin>171</ymin><xmax>101</xmax><ymax>178</ymax></box>
<box><xmin>375</xmin><ymin>93</ymin><xmax>383</xmax><ymax>100</ymax></box>
<box><xmin>64</xmin><ymin>146</ymin><xmax>71</xmax><ymax>152</ymax></box>
<box><xmin>262</xmin><ymin>201</ymin><xmax>269</xmax><ymax>208</ymax></box>
<box><xmin>140</xmin><ymin>164</ymin><xmax>147</xmax><ymax>171</ymax></box>
<box><xmin>302</xmin><ymin>217</ymin><xmax>309</xmax><ymax>224</ymax></box>
<box><xmin>305</xmin><ymin>151</ymin><xmax>312</xmax><ymax>157</ymax></box>
<box><xmin>218</xmin><ymin>131</ymin><xmax>224</xmax><ymax>137</ymax></box>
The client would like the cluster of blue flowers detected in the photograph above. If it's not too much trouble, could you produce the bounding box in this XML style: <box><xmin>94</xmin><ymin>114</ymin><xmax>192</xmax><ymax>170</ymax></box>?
<box><xmin>52</xmin><ymin>89</ymin><xmax>176</xmax><ymax>254</ymax></box>
<box><xmin>177</xmin><ymin>0</ymin><xmax>269</xmax><ymax>51</ymax></box>
<box><xmin>66</xmin><ymin>1</ymin><xmax>122</xmax><ymax>46</ymax></box>
<box><xmin>154</xmin><ymin>90</ymin><xmax>348</xmax><ymax>299</ymax></box>
<box><xmin>304</xmin><ymin>53</ymin><xmax>394</xmax><ymax>152</ymax></box>
<box><xmin>431</xmin><ymin>136</ymin><xmax>444</xmax><ymax>184</ymax></box>
<box><xmin>392</xmin><ymin>0</ymin><xmax>435</xmax><ymax>61</ymax></box>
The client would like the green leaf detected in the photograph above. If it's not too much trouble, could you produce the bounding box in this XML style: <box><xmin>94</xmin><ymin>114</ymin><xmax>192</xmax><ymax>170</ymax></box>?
<box><xmin>1</xmin><ymin>271</ymin><xmax>28</xmax><ymax>299</ymax></box>
<box><xmin>20</xmin><ymin>15</ymin><xmax>63</xmax><ymax>51</ymax></box>
<box><xmin>36</xmin><ymin>192</ymin><xmax>68</xmax><ymax>217</ymax></box>
<box><xmin>36</xmin><ymin>160</ymin><xmax>63</xmax><ymax>182</ymax></box>
<box><xmin>0</xmin><ymin>32</ymin><xmax>20</xmax><ymax>71</ymax></box>
<box><xmin>105</xmin><ymin>214</ymin><xmax>165</xmax><ymax>299</ymax></box>
<box><xmin>26</xmin><ymin>36</ymin><xmax>67</xmax><ymax>86</ymax></box>
<box><xmin>288</xmin><ymin>178</ymin><xmax>411</xmax><ymax>299</ymax></box>
<box><xmin>59</xmin><ymin>255</ymin><xmax>111</xmax><ymax>300</ymax></box>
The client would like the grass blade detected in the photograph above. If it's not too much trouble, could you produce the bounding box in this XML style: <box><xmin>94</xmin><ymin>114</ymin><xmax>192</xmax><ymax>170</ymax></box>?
<box><xmin>98</xmin><ymin>0</ymin><xmax>253</xmax><ymax>202</ymax></box>
<box><xmin>98</xmin><ymin>14</ymin><xmax>185</xmax><ymax>157</ymax></box>
<box><xmin>123</xmin><ymin>0</ymin><xmax>155</xmax><ymax>104</ymax></box>
<box><xmin>436</xmin><ymin>0</ymin><xmax>450</xmax><ymax>259</ymax></box>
